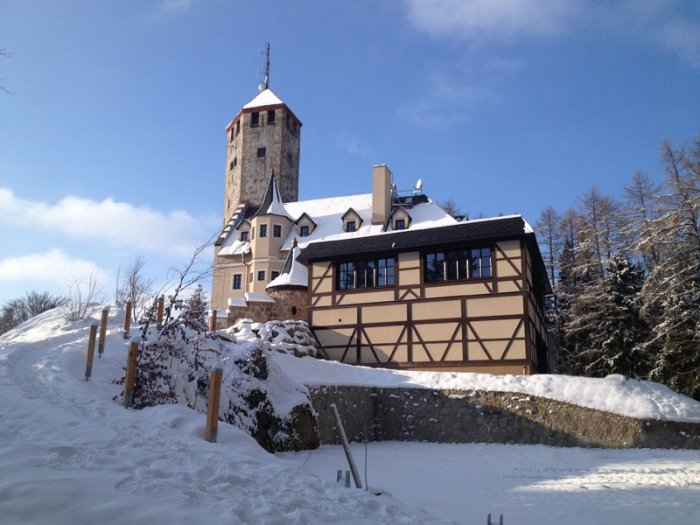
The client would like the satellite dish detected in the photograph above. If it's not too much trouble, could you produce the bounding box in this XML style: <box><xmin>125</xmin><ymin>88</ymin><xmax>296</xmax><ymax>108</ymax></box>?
<box><xmin>415</xmin><ymin>178</ymin><xmax>423</xmax><ymax>192</ymax></box>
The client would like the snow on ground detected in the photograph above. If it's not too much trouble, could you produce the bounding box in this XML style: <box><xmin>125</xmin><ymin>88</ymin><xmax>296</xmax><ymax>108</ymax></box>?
<box><xmin>1</xmin><ymin>307</ymin><xmax>699</xmax><ymax>525</ymax></box>
<box><xmin>280</xmin><ymin>442</ymin><xmax>700</xmax><ymax>525</ymax></box>
<box><xmin>0</xmin><ymin>307</ymin><xmax>450</xmax><ymax>525</ymax></box>
<box><xmin>274</xmin><ymin>353</ymin><xmax>700</xmax><ymax>422</ymax></box>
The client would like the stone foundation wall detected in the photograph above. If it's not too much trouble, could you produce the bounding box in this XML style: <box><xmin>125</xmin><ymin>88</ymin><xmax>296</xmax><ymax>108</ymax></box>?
<box><xmin>215</xmin><ymin>289</ymin><xmax>309</xmax><ymax>328</ymax></box>
<box><xmin>309</xmin><ymin>385</ymin><xmax>700</xmax><ymax>449</ymax></box>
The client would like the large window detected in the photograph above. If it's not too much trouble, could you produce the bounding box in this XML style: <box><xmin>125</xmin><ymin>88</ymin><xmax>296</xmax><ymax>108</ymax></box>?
<box><xmin>337</xmin><ymin>257</ymin><xmax>395</xmax><ymax>290</ymax></box>
<box><xmin>424</xmin><ymin>247</ymin><xmax>491</xmax><ymax>283</ymax></box>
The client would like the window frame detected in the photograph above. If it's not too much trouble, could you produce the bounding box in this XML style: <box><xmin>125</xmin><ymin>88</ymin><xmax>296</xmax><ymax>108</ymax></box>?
<box><xmin>257</xmin><ymin>270</ymin><xmax>266</xmax><ymax>281</ymax></box>
<box><xmin>299</xmin><ymin>225</ymin><xmax>310</xmax><ymax>237</ymax></box>
<box><xmin>424</xmin><ymin>246</ymin><xmax>492</xmax><ymax>284</ymax></box>
<box><xmin>273</xmin><ymin>224</ymin><xmax>282</xmax><ymax>238</ymax></box>
<box><xmin>232</xmin><ymin>274</ymin><xmax>242</xmax><ymax>290</ymax></box>
<box><xmin>259</xmin><ymin>224</ymin><xmax>268</xmax><ymax>238</ymax></box>
<box><xmin>251</xmin><ymin>111</ymin><xmax>259</xmax><ymax>127</ymax></box>
<box><xmin>267</xmin><ymin>109</ymin><xmax>275</xmax><ymax>124</ymax></box>
<box><xmin>257</xmin><ymin>147</ymin><xmax>266</xmax><ymax>158</ymax></box>
<box><xmin>336</xmin><ymin>256</ymin><xmax>396</xmax><ymax>291</ymax></box>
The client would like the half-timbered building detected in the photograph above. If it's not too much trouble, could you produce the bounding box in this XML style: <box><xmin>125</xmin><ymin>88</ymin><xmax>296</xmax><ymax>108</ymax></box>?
<box><xmin>211</xmin><ymin>78</ymin><xmax>555</xmax><ymax>375</ymax></box>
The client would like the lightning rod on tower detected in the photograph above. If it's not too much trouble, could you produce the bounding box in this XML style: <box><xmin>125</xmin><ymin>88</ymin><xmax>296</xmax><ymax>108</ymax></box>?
<box><xmin>257</xmin><ymin>43</ymin><xmax>271</xmax><ymax>92</ymax></box>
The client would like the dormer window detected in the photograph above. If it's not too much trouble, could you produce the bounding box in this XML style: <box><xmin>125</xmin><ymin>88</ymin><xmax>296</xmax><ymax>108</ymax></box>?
<box><xmin>296</xmin><ymin>213</ymin><xmax>317</xmax><ymax>237</ymax></box>
<box><xmin>395</xmin><ymin>219</ymin><xmax>405</xmax><ymax>230</ymax></box>
<box><xmin>341</xmin><ymin>208</ymin><xmax>363</xmax><ymax>233</ymax></box>
<box><xmin>240</xmin><ymin>231</ymin><xmax>249</xmax><ymax>242</ymax></box>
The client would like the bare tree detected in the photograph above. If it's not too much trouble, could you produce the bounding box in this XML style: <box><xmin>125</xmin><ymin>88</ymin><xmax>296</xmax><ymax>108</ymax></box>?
<box><xmin>0</xmin><ymin>291</ymin><xmax>67</xmax><ymax>334</ymax></box>
<box><xmin>64</xmin><ymin>273</ymin><xmax>100</xmax><ymax>321</ymax></box>
<box><xmin>535</xmin><ymin>206</ymin><xmax>562</xmax><ymax>287</ymax></box>
<box><xmin>117</xmin><ymin>256</ymin><xmax>153</xmax><ymax>322</ymax></box>
<box><xmin>438</xmin><ymin>198</ymin><xmax>466</xmax><ymax>220</ymax></box>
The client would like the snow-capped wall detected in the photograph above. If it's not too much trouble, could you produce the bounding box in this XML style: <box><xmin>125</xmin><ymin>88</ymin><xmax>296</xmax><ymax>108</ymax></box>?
<box><xmin>310</xmin><ymin>386</ymin><xmax>700</xmax><ymax>449</ymax></box>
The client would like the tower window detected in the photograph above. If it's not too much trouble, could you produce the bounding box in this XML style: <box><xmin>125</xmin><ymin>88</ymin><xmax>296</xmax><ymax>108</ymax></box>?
<box><xmin>300</xmin><ymin>225</ymin><xmax>309</xmax><ymax>237</ymax></box>
<box><xmin>257</xmin><ymin>147</ymin><xmax>266</xmax><ymax>158</ymax></box>
<box><xmin>232</xmin><ymin>274</ymin><xmax>242</xmax><ymax>290</ymax></box>
<box><xmin>230</xmin><ymin>128</ymin><xmax>234</xmax><ymax>142</ymax></box>
<box><xmin>251</xmin><ymin>112</ymin><xmax>259</xmax><ymax>127</ymax></box>
<box><xmin>229</xmin><ymin>157</ymin><xmax>237</xmax><ymax>170</ymax></box>
<box><xmin>235</xmin><ymin>120</ymin><xmax>240</xmax><ymax>136</ymax></box>
<box><xmin>260</xmin><ymin>224</ymin><xmax>267</xmax><ymax>237</ymax></box>
<box><xmin>257</xmin><ymin>270</ymin><xmax>266</xmax><ymax>281</ymax></box>
<box><xmin>273</xmin><ymin>224</ymin><xmax>282</xmax><ymax>238</ymax></box>
<box><xmin>267</xmin><ymin>109</ymin><xmax>275</xmax><ymax>124</ymax></box>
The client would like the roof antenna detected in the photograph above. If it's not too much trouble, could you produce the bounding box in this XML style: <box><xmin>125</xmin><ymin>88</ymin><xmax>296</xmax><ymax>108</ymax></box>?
<box><xmin>257</xmin><ymin>43</ymin><xmax>270</xmax><ymax>92</ymax></box>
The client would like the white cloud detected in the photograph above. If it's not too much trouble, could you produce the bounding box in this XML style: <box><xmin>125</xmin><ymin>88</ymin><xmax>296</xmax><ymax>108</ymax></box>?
<box><xmin>405</xmin><ymin>0</ymin><xmax>581</xmax><ymax>42</ymax></box>
<box><xmin>0</xmin><ymin>249</ymin><xmax>110</xmax><ymax>288</ymax></box>
<box><xmin>0</xmin><ymin>188</ymin><xmax>212</xmax><ymax>257</ymax></box>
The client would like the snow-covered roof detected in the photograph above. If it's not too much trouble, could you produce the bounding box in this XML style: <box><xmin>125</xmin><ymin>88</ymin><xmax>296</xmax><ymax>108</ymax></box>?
<box><xmin>280</xmin><ymin>193</ymin><xmax>457</xmax><ymax>251</ymax></box>
<box><xmin>267</xmin><ymin>246</ymin><xmax>308</xmax><ymax>289</ymax></box>
<box><xmin>242</xmin><ymin>88</ymin><xmax>284</xmax><ymax>109</ymax></box>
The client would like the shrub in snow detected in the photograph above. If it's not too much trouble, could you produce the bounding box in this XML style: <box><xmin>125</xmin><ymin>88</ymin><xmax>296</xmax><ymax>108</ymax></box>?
<box><xmin>229</xmin><ymin>318</ymin><xmax>323</xmax><ymax>358</ymax></box>
<box><xmin>118</xmin><ymin>300</ymin><xmax>319</xmax><ymax>452</ymax></box>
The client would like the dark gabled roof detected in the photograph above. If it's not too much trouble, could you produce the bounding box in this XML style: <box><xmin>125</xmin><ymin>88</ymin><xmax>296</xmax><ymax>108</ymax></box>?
<box><xmin>297</xmin><ymin>215</ymin><xmax>552</xmax><ymax>294</ymax></box>
<box><xmin>252</xmin><ymin>173</ymin><xmax>289</xmax><ymax>219</ymax></box>
<box><xmin>297</xmin><ymin>216</ymin><xmax>527</xmax><ymax>262</ymax></box>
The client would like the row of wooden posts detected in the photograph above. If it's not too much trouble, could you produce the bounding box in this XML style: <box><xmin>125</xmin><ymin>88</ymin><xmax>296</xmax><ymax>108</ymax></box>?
<box><xmin>84</xmin><ymin>298</ymin><xmax>223</xmax><ymax>443</ymax></box>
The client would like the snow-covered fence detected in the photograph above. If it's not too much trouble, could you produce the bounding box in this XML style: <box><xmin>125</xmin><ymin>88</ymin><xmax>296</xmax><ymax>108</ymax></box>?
<box><xmin>123</xmin><ymin>300</ymin><xmax>132</xmax><ymax>339</ymax></box>
<box><xmin>123</xmin><ymin>338</ymin><xmax>139</xmax><ymax>407</ymax></box>
<box><xmin>97</xmin><ymin>306</ymin><xmax>109</xmax><ymax>357</ymax></box>
<box><xmin>84</xmin><ymin>322</ymin><xmax>99</xmax><ymax>380</ymax></box>
<box><xmin>204</xmin><ymin>368</ymin><xmax>222</xmax><ymax>443</ymax></box>
<box><xmin>156</xmin><ymin>295</ymin><xmax>164</xmax><ymax>328</ymax></box>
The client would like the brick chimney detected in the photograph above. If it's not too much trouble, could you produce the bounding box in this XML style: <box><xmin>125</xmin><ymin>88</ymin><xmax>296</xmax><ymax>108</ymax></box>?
<box><xmin>372</xmin><ymin>164</ymin><xmax>392</xmax><ymax>225</ymax></box>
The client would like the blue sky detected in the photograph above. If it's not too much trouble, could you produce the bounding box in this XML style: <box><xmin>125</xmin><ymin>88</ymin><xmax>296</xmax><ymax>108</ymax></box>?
<box><xmin>1</xmin><ymin>0</ymin><xmax>699</xmax><ymax>303</ymax></box>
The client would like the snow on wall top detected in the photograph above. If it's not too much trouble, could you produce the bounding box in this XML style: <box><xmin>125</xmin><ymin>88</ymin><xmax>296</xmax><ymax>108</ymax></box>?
<box><xmin>273</xmin><ymin>353</ymin><xmax>700</xmax><ymax>423</ymax></box>
<box><xmin>242</xmin><ymin>88</ymin><xmax>284</xmax><ymax>109</ymax></box>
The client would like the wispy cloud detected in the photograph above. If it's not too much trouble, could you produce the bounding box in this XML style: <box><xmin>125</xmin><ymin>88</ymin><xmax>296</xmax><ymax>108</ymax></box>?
<box><xmin>399</xmin><ymin>70</ymin><xmax>498</xmax><ymax>126</ymax></box>
<box><xmin>161</xmin><ymin>0</ymin><xmax>197</xmax><ymax>14</ymax></box>
<box><xmin>404</xmin><ymin>0</ymin><xmax>581</xmax><ymax>42</ymax></box>
<box><xmin>403</xmin><ymin>0</ymin><xmax>700</xmax><ymax>69</ymax></box>
<box><xmin>338</xmin><ymin>135</ymin><xmax>371</xmax><ymax>158</ymax></box>
<box><xmin>657</xmin><ymin>17</ymin><xmax>700</xmax><ymax>68</ymax></box>
<box><xmin>0</xmin><ymin>249</ymin><xmax>110</xmax><ymax>287</ymax></box>
<box><xmin>0</xmin><ymin>188</ymin><xmax>211</xmax><ymax>257</ymax></box>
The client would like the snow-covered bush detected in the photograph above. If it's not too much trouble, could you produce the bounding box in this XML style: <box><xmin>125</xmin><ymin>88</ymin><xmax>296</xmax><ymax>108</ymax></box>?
<box><xmin>119</xmin><ymin>300</ymin><xmax>319</xmax><ymax>452</ymax></box>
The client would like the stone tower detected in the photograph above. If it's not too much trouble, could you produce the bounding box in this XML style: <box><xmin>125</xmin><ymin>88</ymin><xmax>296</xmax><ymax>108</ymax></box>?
<box><xmin>222</xmin><ymin>81</ymin><xmax>302</xmax><ymax>224</ymax></box>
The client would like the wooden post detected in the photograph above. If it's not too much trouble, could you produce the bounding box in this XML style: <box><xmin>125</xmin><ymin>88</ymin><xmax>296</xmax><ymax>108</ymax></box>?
<box><xmin>123</xmin><ymin>300</ymin><xmax>132</xmax><ymax>339</ymax></box>
<box><xmin>97</xmin><ymin>306</ymin><xmax>110</xmax><ymax>358</ymax></box>
<box><xmin>156</xmin><ymin>295</ymin><xmax>164</xmax><ymax>328</ymax></box>
<box><xmin>123</xmin><ymin>337</ymin><xmax>140</xmax><ymax>408</ymax></box>
<box><xmin>84</xmin><ymin>322</ymin><xmax>99</xmax><ymax>380</ymax></box>
<box><xmin>209</xmin><ymin>309</ymin><xmax>217</xmax><ymax>332</ymax></box>
<box><xmin>331</xmin><ymin>403</ymin><xmax>362</xmax><ymax>489</ymax></box>
<box><xmin>204</xmin><ymin>367</ymin><xmax>223</xmax><ymax>443</ymax></box>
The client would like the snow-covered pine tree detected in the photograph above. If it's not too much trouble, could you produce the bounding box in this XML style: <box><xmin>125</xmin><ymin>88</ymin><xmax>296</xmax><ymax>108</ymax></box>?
<box><xmin>586</xmin><ymin>255</ymin><xmax>650</xmax><ymax>378</ymax></box>
<box><xmin>644</xmin><ymin>138</ymin><xmax>700</xmax><ymax>399</ymax></box>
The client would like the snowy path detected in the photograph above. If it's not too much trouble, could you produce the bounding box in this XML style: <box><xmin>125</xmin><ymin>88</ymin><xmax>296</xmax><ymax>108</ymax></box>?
<box><xmin>281</xmin><ymin>443</ymin><xmax>700</xmax><ymax>525</ymax></box>
<box><xmin>0</xmin><ymin>309</ymin><xmax>452</xmax><ymax>525</ymax></box>
<box><xmin>1</xmin><ymin>307</ymin><xmax>699</xmax><ymax>524</ymax></box>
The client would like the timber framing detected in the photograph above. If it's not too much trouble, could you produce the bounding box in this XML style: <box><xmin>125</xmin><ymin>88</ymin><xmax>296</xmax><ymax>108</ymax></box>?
<box><xmin>300</xmin><ymin>216</ymin><xmax>554</xmax><ymax>374</ymax></box>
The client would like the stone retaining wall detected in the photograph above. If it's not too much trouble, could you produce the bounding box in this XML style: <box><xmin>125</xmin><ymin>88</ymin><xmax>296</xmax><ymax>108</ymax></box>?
<box><xmin>309</xmin><ymin>385</ymin><xmax>700</xmax><ymax>449</ymax></box>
